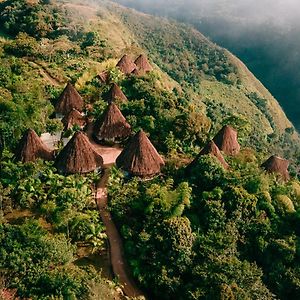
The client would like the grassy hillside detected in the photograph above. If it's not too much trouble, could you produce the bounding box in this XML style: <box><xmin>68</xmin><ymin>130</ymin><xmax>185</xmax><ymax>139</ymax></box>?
<box><xmin>1</xmin><ymin>0</ymin><xmax>299</xmax><ymax>162</ymax></box>
<box><xmin>114</xmin><ymin>0</ymin><xmax>300</xmax><ymax>132</ymax></box>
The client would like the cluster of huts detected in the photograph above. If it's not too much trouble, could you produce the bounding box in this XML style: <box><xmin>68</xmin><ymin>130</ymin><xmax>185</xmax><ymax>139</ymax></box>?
<box><xmin>13</xmin><ymin>54</ymin><xmax>290</xmax><ymax>181</ymax></box>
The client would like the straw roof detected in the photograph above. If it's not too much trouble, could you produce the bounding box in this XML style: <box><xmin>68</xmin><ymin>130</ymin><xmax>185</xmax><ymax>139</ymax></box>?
<box><xmin>93</xmin><ymin>103</ymin><xmax>131</xmax><ymax>143</ymax></box>
<box><xmin>261</xmin><ymin>155</ymin><xmax>290</xmax><ymax>181</ymax></box>
<box><xmin>116</xmin><ymin>54</ymin><xmax>137</xmax><ymax>75</ymax></box>
<box><xmin>61</xmin><ymin>108</ymin><xmax>86</xmax><ymax>131</ymax></box>
<box><xmin>55</xmin><ymin>83</ymin><xmax>84</xmax><ymax>115</ymax></box>
<box><xmin>213</xmin><ymin>125</ymin><xmax>240</xmax><ymax>156</ymax></box>
<box><xmin>190</xmin><ymin>140</ymin><xmax>229</xmax><ymax>169</ymax></box>
<box><xmin>55</xmin><ymin>131</ymin><xmax>103</xmax><ymax>174</ymax></box>
<box><xmin>116</xmin><ymin>130</ymin><xmax>165</xmax><ymax>177</ymax></box>
<box><xmin>106</xmin><ymin>83</ymin><xmax>128</xmax><ymax>103</ymax></box>
<box><xmin>97</xmin><ymin>71</ymin><xmax>109</xmax><ymax>84</ymax></box>
<box><xmin>134</xmin><ymin>54</ymin><xmax>153</xmax><ymax>74</ymax></box>
<box><xmin>15</xmin><ymin>129</ymin><xmax>54</xmax><ymax>163</ymax></box>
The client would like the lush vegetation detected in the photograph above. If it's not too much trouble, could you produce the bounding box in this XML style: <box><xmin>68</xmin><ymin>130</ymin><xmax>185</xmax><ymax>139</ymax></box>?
<box><xmin>1</xmin><ymin>0</ymin><xmax>300</xmax><ymax>299</ymax></box>
<box><xmin>115</xmin><ymin>0</ymin><xmax>300</xmax><ymax>132</ymax></box>
<box><xmin>108</xmin><ymin>153</ymin><xmax>300</xmax><ymax>299</ymax></box>
<box><xmin>0</xmin><ymin>152</ymin><xmax>114</xmax><ymax>299</ymax></box>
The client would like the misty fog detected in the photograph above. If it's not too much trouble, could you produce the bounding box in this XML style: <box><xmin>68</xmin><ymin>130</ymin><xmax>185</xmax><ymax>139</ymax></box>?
<box><xmin>113</xmin><ymin>0</ymin><xmax>300</xmax><ymax>131</ymax></box>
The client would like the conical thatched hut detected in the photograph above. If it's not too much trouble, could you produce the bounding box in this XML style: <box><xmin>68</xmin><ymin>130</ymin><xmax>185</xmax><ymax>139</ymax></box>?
<box><xmin>116</xmin><ymin>55</ymin><xmax>136</xmax><ymax>75</ymax></box>
<box><xmin>134</xmin><ymin>54</ymin><xmax>153</xmax><ymax>74</ymax></box>
<box><xmin>55</xmin><ymin>131</ymin><xmax>103</xmax><ymax>174</ymax></box>
<box><xmin>93</xmin><ymin>103</ymin><xmax>131</xmax><ymax>144</ymax></box>
<box><xmin>261</xmin><ymin>155</ymin><xmax>290</xmax><ymax>181</ymax></box>
<box><xmin>15</xmin><ymin>129</ymin><xmax>54</xmax><ymax>163</ymax></box>
<box><xmin>106</xmin><ymin>83</ymin><xmax>127</xmax><ymax>103</ymax></box>
<box><xmin>61</xmin><ymin>108</ymin><xmax>86</xmax><ymax>131</ymax></box>
<box><xmin>116</xmin><ymin>130</ymin><xmax>164</xmax><ymax>178</ymax></box>
<box><xmin>213</xmin><ymin>125</ymin><xmax>240</xmax><ymax>156</ymax></box>
<box><xmin>55</xmin><ymin>83</ymin><xmax>84</xmax><ymax>117</ymax></box>
<box><xmin>189</xmin><ymin>140</ymin><xmax>229</xmax><ymax>169</ymax></box>
<box><xmin>97</xmin><ymin>71</ymin><xmax>109</xmax><ymax>84</ymax></box>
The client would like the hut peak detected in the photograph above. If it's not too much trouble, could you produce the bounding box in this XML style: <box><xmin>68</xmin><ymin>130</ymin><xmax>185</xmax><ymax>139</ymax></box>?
<box><xmin>116</xmin><ymin>55</ymin><xmax>136</xmax><ymax>75</ymax></box>
<box><xmin>61</xmin><ymin>108</ymin><xmax>86</xmax><ymax>131</ymax></box>
<box><xmin>55</xmin><ymin>83</ymin><xmax>84</xmax><ymax>115</ymax></box>
<box><xmin>213</xmin><ymin>125</ymin><xmax>240</xmax><ymax>156</ymax></box>
<box><xmin>93</xmin><ymin>103</ymin><xmax>131</xmax><ymax>143</ymax></box>
<box><xmin>200</xmin><ymin>140</ymin><xmax>229</xmax><ymax>169</ymax></box>
<box><xmin>134</xmin><ymin>54</ymin><xmax>153</xmax><ymax>73</ymax></box>
<box><xmin>97</xmin><ymin>71</ymin><xmax>109</xmax><ymax>84</ymax></box>
<box><xmin>106</xmin><ymin>83</ymin><xmax>127</xmax><ymax>103</ymax></box>
<box><xmin>116</xmin><ymin>130</ymin><xmax>164</xmax><ymax>178</ymax></box>
<box><xmin>15</xmin><ymin>129</ymin><xmax>54</xmax><ymax>163</ymax></box>
<box><xmin>55</xmin><ymin>131</ymin><xmax>103</xmax><ymax>174</ymax></box>
<box><xmin>261</xmin><ymin>155</ymin><xmax>290</xmax><ymax>181</ymax></box>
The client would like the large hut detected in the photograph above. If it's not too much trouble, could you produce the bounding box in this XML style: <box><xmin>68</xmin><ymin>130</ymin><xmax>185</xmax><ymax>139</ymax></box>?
<box><xmin>116</xmin><ymin>55</ymin><xmax>136</xmax><ymax>75</ymax></box>
<box><xmin>261</xmin><ymin>155</ymin><xmax>290</xmax><ymax>181</ymax></box>
<box><xmin>189</xmin><ymin>140</ymin><xmax>229</xmax><ymax>170</ymax></box>
<box><xmin>55</xmin><ymin>131</ymin><xmax>103</xmax><ymax>174</ymax></box>
<box><xmin>116</xmin><ymin>130</ymin><xmax>164</xmax><ymax>178</ymax></box>
<box><xmin>15</xmin><ymin>129</ymin><xmax>54</xmax><ymax>163</ymax></box>
<box><xmin>93</xmin><ymin>103</ymin><xmax>131</xmax><ymax>144</ymax></box>
<box><xmin>55</xmin><ymin>83</ymin><xmax>84</xmax><ymax>117</ymax></box>
<box><xmin>134</xmin><ymin>54</ymin><xmax>153</xmax><ymax>74</ymax></box>
<box><xmin>61</xmin><ymin>108</ymin><xmax>86</xmax><ymax>131</ymax></box>
<box><xmin>106</xmin><ymin>83</ymin><xmax>128</xmax><ymax>104</ymax></box>
<box><xmin>213</xmin><ymin>125</ymin><xmax>240</xmax><ymax>156</ymax></box>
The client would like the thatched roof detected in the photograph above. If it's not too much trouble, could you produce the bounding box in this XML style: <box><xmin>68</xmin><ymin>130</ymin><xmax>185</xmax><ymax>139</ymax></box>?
<box><xmin>116</xmin><ymin>55</ymin><xmax>137</xmax><ymax>75</ymax></box>
<box><xmin>116</xmin><ymin>130</ymin><xmax>164</xmax><ymax>177</ymax></box>
<box><xmin>93</xmin><ymin>103</ymin><xmax>131</xmax><ymax>143</ymax></box>
<box><xmin>134</xmin><ymin>54</ymin><xmax>153</xmax><ymax>74</ymax></box>
<box><xmin>61</xmin><ymin>108</ymin><xmax>86</xmax><ymax>131</ymax></box>
<box><xmin>55</xmin><ymin>131</ymin><xmax>103</xmax><ymax>174</ymax></box>
<box><xmin>261</xmin><ymin>155</ymin><xmax>290</xmax><ymax>181</ymax></box>
<box><xmin>55</xmin><ymin>83</ymin><xmax>84</xmax><ymax>115</ymax></box>
<box><xmin>190</xmin><ymin>140</ymin><xmax>229</xmax><ymax>169</ymax></box>
<box><xmin>97</xmin><ymin>71</ymin><xmax>109</xmax><ymax>84</ymax></box>
<box><xmin>213</xmin><ymin>125</ymin><xmax>240</xmax><ymax>156</ymax></box>
<box><xmin>15</xmin><ymin>129</ymin><xmax>54</xmax><ymax>163</ymax></box>
<box><xmin>106</xmin><ymin>83</ymin><xmax>127</xmax><ymax>103</ymax></box>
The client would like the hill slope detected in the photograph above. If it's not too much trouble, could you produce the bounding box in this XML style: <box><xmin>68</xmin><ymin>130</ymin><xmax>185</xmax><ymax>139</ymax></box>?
<box><xmin>114</xmin><ymin>0</ymin><xmax>300</xmax><ymax>131</ymax></box>
<box><xmin>0</xmin><ymin>0</ymin><xmax>299</xmax><ymax>159</ymax></box>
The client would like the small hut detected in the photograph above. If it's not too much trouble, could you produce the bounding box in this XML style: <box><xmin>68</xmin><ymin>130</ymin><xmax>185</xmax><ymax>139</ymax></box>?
<box><xmin>189</xmin><ymin>140</ymin><xmax>229</xmax><ymax>170</ymax></box>
<box><xmin>93</xmin><ymin>103</ymin><xmax>131</xmax><ymax>144</ymax></box>
<box><xmin>134</xmin><ymin>54</ymin><xmax>153</xmax><ymax>74</ymax></box>
<box><xmin>213</xmin><ymin>125</ymin><xmax>240</xmax><ymax>156</ymax></box>
<box><xmin>61</xmin><ymin>108</ymin><xmax>86</xmax><ymax>131</ymax></box>
<box><xmin>116</xmin><ymin>130</ymin><xmax>164</xmax><ymax>178</ymax></box>
<box><xmin>106</xmin><ymin>83</ymin><xmax>127</xmax><ymax>103</ymax></box>
<box><xmin>15</xmin><ymin>129</ymin><xmax>54</xmax><ymax>163</ymax></box>
<box><xmin>55</xmin><ymin>131</ymin><xmax>103</xmax><ymax>174</ymax></box>
<box><xmin>55</xmin><ymin>83</ymin><xmax>84</xmax><ymax>117</ymax></box>
<box><xmin>116</xmin><ymin>54</ymin><xmax>137</xmax><ymax>75</ymax></box>
<box><xmin>261</xmin><ymin>155</ymin><xmax>290</xmax><ymax>181</ymax></box>
<box><xmin>97</xmin><ymin>71</ymin><xmax>109</xmax><ymax>84</ymax></box>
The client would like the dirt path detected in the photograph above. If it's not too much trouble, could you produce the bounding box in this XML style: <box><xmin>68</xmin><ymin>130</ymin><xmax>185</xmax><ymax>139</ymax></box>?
<box><xmin>95</xmin><ymin>169</ymin><xmax>144</xmax><ymax>298</ymax></box>
<box><xmin>28</xmin><ymin>61</ymin><xmax>61</xmax><ymax>86</ymax></box>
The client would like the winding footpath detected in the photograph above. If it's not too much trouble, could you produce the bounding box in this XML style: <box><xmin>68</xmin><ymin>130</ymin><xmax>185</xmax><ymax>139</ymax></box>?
<box><xmin>95</xmin><ymin>156</ymin><xmax>144</xmax><ymax>298</ymax></box>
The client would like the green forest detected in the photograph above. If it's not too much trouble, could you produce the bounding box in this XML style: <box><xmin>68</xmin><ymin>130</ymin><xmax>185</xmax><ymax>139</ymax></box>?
<box><xmin>1</xmin><ymin>0</ymin><xmax>300</xmax><ymax>299</ymax></box>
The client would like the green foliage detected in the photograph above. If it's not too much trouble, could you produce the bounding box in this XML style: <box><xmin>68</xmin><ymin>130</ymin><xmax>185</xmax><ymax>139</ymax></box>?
<box><xmin>0</xmin><ymin>220</ymin><xmax>96</xmax><ymax>299</ymax></box>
